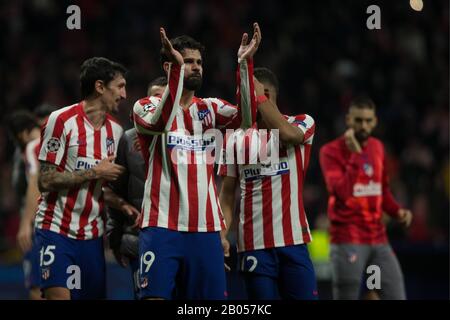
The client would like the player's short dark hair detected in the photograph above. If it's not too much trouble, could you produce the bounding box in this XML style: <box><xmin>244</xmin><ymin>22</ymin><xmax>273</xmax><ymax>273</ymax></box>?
<box><xmin>147</xmin><ymin>76</ymin><xmax>168</xmax><ymax>96</ymax></box>
<box><xmin>254</xmin><ymin>67</ymin><xmax>279</xmax><ymax>95</ymax></box>
<box><xmin>80</xmin><ymin>57</ymin><xmax>128</xmax><ymax>99</ymax></box>
<box><xmin>34</xmin><ymin>103</ymin><xmax>57</xmax><ymax>120</ymax></box>
<box><xmin>5</xmin><ymin>110</ymin><xmax>39</xmax><ymax>141</ymax></box>
<box><xmin>349</xmin><ymin>96</ymin><xmax>377</xmax><ymax>111</ymax></box>
<box><xmin>160</xmin><ymin>35</ymin><xmax>206</xmax><ymax>67</ymax></box>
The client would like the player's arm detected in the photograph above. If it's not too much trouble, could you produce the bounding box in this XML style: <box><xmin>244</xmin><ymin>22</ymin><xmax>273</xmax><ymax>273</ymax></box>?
<box><xmin>133</xmin><ymin>28</ymin><xmax>184</xmax><ymax>135</ymax></box>
<box><xmin>381</xmin><ymin>150</ymin><xmax>413</xmax><ymax>227</ymax></box>
<box><xmin>236</xmin><ymin>22</ymin><xmax>262</xmax><ymax>128</ymax></box>
<box><xmin>17</xmin><ymin>172</ymin><xmax>40</xmax><ymax>253</ymax></box>
<box><xmin>103</xmin><ymin>134</ymin><xmax>140</xmax><ymax>225</ymax></box>
<box><xmin>219</xmin><ymin>176</ymin><xmax>238</xmax><ymax>265</ymax></box>
<box><xmin>253</xmin><ymin>79</ymin><xmax>309</xmax><ymax>145</ymax></box>
<box><xmin>38</xmin><ymin>158</ymin><xmax>125</xmax><ymax>192</ymax></box>
<box><xmin>219</xmin><ymin>176</ymin><xmax>238</xmax><ymax>238</ymax></box>
<box><xmin>319</xmin><ymin>145</ymin><xmax>361</xmax><ymax>201</ymax></box>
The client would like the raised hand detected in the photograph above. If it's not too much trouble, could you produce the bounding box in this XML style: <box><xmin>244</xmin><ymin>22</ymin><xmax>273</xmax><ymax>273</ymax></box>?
<box><xmin>160</xmin><ymin>27</ymin><xmax>184</xmax><ymax>66</ymax></box>
<box><xmin>238</xmin><ymin>22</ymin><xmax>262</xmax><ymax>61</ymax></box>
<box><xmin>344</xmin><ymin>128</ymin><xmax>362</xmax><ymax>154</ymax></box>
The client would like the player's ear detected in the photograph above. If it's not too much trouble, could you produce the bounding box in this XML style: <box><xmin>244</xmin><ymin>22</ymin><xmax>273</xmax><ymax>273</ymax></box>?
<box><xmin>345</xmin><ymin>113</ymin><xmax>352</xmax><ymax>127</ymax></box>
<box><xmin>163</xmin><ymin>62</ymin><xmax>170</xmax><ymax>74</ymax></box>
<box><xmin>373</xmin><ymin>115</ymin><xmax>378</xmax><ymax>129</ymax></box>
<box><xmin>95</xmin><ymin>80</ymin><xmax>105</xmax><ymax>95</ymax></box>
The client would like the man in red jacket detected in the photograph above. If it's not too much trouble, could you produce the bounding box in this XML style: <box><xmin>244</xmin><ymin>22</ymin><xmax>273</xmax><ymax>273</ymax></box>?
<box><xmin>319</xmin><ymin>96</ymin><xmax>412</xmax><ymax>300</ymax></box>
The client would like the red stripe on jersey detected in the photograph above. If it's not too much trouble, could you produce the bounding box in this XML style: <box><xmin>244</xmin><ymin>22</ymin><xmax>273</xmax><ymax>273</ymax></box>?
<box><xmin>243</xmin><ymin>181</ymin><xmax>254</xmax><ymax>250</ymax></box>
<box><xmin>295</xmin><ymin>147</ymin><xmax>311</xmax><ymax>243</ymax></box>
<box><xmin>59</xmin><ymin>188</ymin><xmax>79</xmax><ymax>236</ymax></box>
<box><xmin>247</xmin><ymin>60</ymin><xmax>257</xmax><ymax>123</ymax></box>
<box><xmin>76</xmin><ymin>115</ymin><xmax>87</xmax><ymax>157</ymax></box>
<box><xmin>42</xmin><ymin>192</ymin><xmax>58</xmax><ymax>230</ymax></box>
<box><xmin>205</xmin><ymin>188</ymin><xmax>214</xmax><ymax>230</ymax></box>
<box><xmin>167</xmin><ymin>119</ymin><xmax>180</xmax><ymax>229</ymax></box>
<box><xmin>261</xmin><ymin>178</ymin><xmax>275</xmax><ymax>248</ymax></box>
<box><xmin>93</xmin><ymin>128</ymin><xmax>102</xmax><ymax>159</ymax></box>
<box><xmin>187</xmin><ymin>153</ymin><xmax>199</xmax><ymax>232</ymax></box>
<box><xmin>76</xmin><ymin>181</ymin><xmax>95</xmax><ymax>239</ymax></box>
<box><xmin>167</xmin><ymin>164</ymin><xmax>180</xmax><ymax>229</ymax></box>
<box><xmin>58</xmin><ymin>131</ymin><xmax>72</xmax><ymax>173</ymax></box>
<box><xmin>91</xmin><ymin>217</ymin><xmax>99</xmax><ymax>239</ymax></box>
<box><xmin>208</xmin><ymin>171</ymin><xmax>220</xmax><ymax>230</ymax></box>
<box><xmin>281</xmin><ymin>173</ymin><xmax>294</xmax><ymax>246</ymax></box>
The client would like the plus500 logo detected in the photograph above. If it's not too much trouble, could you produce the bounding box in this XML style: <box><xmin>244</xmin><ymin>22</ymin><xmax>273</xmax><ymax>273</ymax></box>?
<box><xmin>75</xmin><ymin>157</ymin><xmax>99</xmax><ymax>171</ymax></box>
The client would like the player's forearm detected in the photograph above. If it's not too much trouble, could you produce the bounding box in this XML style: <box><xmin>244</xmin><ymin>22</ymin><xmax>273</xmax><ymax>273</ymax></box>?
<box><xmin>219</xmin><ymin>191</ymin><xmax>235</xmax><ymax>237</ymax></box>
<box><xmin>237</xmin><ymin>58</ymin><xmax>256</xmax><ymax>128</ymax></box>
<box><xmin>21</xmin><ymin>175</ymin><xmax>40</xmax><ymax>226</ymax></box>
<box><xmin>133</xmin><ymin>64</ymin><xmax>184</xmax><ymax>133</ymax></box>
<box><xmin>257</xmin><ymin>99</ymin><xmax>304</xmax><ymax>145</ymax></box>
<box><xmin>38</xmin><ymin>162</ymin><xmax>97</xmax><ymax>192</ymax></box>
<box><xmin>103</xmin><ymin>186</ymin><xmax>127</xmax><ymax>211</ymax></box>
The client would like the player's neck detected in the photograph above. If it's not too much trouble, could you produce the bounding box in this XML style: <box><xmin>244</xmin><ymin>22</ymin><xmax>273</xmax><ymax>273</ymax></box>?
<box><xmin>83</xmin><ymin>99</ymin><xmax>107</xmax><ymax>129</ymax></box>
<box><xmin>180</xmin><ymin>90</ymin><xmax>195</xmax><ymax>110</ymax></box>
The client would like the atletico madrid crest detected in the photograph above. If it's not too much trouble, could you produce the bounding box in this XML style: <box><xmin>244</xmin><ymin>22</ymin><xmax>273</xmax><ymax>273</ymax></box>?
<box><xmin>197</xmin><ymin>109</ymin><xmax>213</xmax><ymax>126</ymax></box>
<box><xmin>106</xmin><ymin>137</ymin><xmax>115</xmax><ymax>156</ymax></box>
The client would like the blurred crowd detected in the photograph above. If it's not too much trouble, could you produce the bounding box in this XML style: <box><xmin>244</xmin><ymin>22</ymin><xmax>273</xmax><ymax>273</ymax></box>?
<box><xmin>0</xmin><ymin>0</ymin><xmax>448</xmax><ymax>255</ymax></box>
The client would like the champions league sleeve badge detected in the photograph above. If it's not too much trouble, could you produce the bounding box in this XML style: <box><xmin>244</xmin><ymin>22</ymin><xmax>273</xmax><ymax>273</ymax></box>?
<box><xmin>46</xmin><ymin>137</ymin><xmax>61</xmax><ymax>153</ymax></box>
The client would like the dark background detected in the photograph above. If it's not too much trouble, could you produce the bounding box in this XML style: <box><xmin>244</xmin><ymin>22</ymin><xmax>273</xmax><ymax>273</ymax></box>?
<box><xmin>0</xmin><ymin>0</ymin><xmax>448</xmax><ymax>299</ymax></box>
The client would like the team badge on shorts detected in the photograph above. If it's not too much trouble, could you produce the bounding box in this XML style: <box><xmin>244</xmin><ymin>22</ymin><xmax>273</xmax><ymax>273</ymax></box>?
<box><xmin>46</xmin><ymin>138</ymin><xmax>61</xmax><ymax>153</ymax></box>
<box><xmin>41</xmin><ymin>267</ymin><xmax>51</xmax><ymax>280</ymax></box>
<box><xmin>140</xmin><ymin>277</ymin><xmax>148</xmax><ymax>289</ymax></box>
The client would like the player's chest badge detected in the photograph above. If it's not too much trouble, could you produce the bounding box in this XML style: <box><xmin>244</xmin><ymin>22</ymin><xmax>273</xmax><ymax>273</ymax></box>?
<box><xmin>363</xmin><ymin>163</ymin><xmax>374</xmax><ymax>177</ymax></box>
<box><xmin>106</xmin><ymin>137</ymin><xmax>115</xmax><ymax>156</ymax></box>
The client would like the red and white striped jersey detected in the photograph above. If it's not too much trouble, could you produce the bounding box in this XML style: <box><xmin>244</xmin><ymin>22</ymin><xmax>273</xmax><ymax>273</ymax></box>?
<box><xmin>24</xmin><ymin>138</ymin><xmax>40</xmax><ymax>179</ymax></box>
<box><xmin>218</xmin><ymin>114</ymin><xmax>315</xmax><ymax>252</ymax></box>
<box><xmin>133</xmin><ymin>61</ymin><xmax>252</xmax><ymax>232</ymax></box>
<box><xmin>35</xmin><ymin>102</ymin><xmax>123</xmax><ymax>240</ymax></box>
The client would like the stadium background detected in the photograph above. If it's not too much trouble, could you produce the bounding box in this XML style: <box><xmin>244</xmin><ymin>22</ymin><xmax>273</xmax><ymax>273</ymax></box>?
<box><xmin>0</xmin><ymin>0</ymin><xmax>448</xmax><ymax>299</ymax></box>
